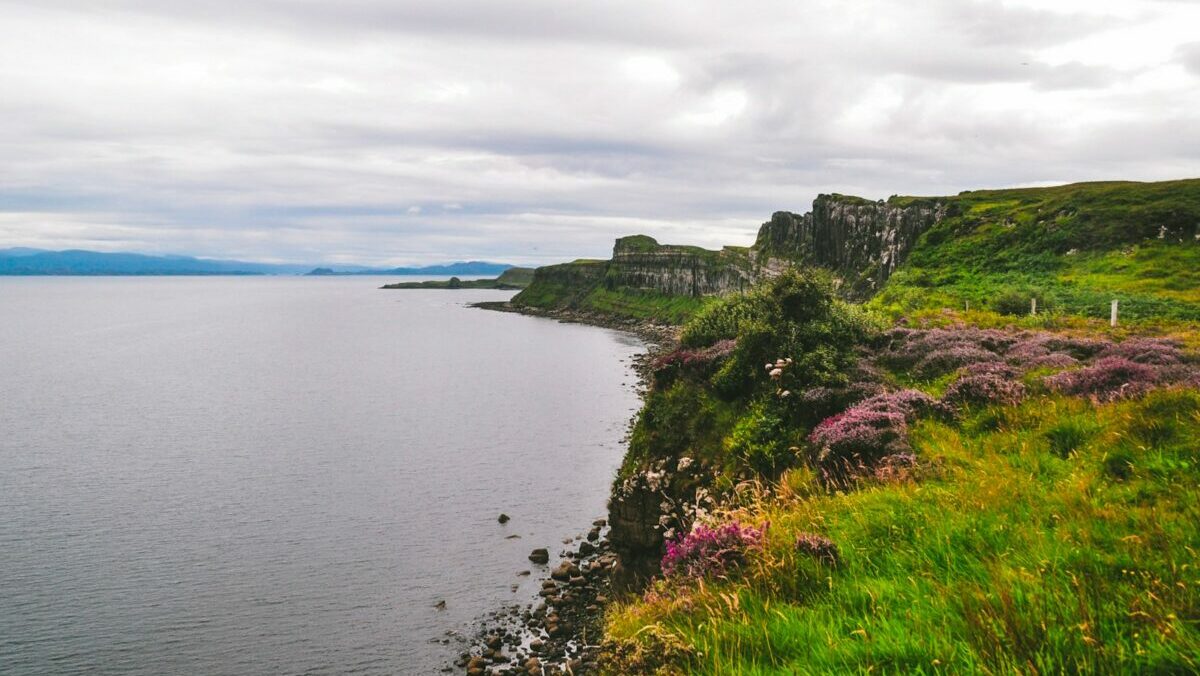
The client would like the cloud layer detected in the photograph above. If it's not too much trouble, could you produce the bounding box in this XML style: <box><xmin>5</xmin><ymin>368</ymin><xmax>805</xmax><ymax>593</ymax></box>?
<box><xmin>2</xmin><ymin>0</ymin><xmax>1199</xmax><ymax>265</ymax></box>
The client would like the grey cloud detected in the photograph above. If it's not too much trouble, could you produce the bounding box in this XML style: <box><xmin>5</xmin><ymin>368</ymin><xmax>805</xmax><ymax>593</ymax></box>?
<box><xmin>1180</xmin><ymin>41</ymin><xmax>1200</xmax><ymax>76</ymax></box>
<box><xmin>0</xmin><ymin>0</ymin><xmax>1198</xmax><ymax>265</ymax></box>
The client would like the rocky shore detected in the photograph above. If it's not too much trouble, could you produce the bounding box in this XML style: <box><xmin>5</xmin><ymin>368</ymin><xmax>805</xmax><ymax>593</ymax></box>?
<box><xmin>453</xmin><ymin>521</ymin><xmax>617</xmax><ymax>675</ymax></box>
<box><xmin>457</xmin><ymin>302</ymin><xmax>679</xmax><ymax>675</ymax></box>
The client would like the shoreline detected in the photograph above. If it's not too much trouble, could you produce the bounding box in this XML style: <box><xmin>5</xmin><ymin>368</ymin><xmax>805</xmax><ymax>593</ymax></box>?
<box><xmin>457</xmin><ymin>302</ymin><xmax>678</xmax><ymax>675</ymax></box>
<box><xmin>470</xmin><ymin>301</ymin><xmax>679</xmax><ymax>348</ymax></box>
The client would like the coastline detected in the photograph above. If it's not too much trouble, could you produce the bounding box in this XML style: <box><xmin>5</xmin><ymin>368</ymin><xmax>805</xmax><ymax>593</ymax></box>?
<box><xmin>470</xmin><ymin>301</ymin><xmax>679</xmax><ymax>348</ymax></box>
<box><xmin>457</xmin><ymin>301</ymin><xmax>678</xmax><ymax>675</ymax></box>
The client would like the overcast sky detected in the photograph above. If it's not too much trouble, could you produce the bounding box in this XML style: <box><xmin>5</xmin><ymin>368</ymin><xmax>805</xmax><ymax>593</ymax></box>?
<box><xmin>1</xmin><ymin>0</ymin><xmax>1199</xmax><ymax>266</ymax></box>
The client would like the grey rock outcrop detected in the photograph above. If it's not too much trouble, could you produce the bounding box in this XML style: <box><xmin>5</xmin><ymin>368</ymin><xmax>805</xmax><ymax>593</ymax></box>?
<box><xmin>753</xmin><ymin>195</ymin><xmax>948</xmax><ymax>296</ymax></box>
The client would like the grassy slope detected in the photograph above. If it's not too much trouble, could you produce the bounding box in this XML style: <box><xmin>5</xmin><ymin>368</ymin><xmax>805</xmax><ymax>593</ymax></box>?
<box><xmin>602</xmin><ymin>180</ymin><xmax>1200</xmax><ymax>674</ymax></box>
<box><xmin>512</xmin><ymin>257</ymin><xmax>716</xmax><ymax>324</ymax></box>
<box><xmin>608</xmin><ymin>389</ymin><xmax>1200</xmax><ymax>674</ymax></box>
<box><xmin>873</xmin><ymin>180</ymin><xmax>1200</xmax><ymax>322</ymax></box>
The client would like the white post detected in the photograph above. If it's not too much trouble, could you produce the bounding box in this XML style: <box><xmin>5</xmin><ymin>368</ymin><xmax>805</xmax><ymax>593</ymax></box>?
<box><xmin>965</xmin><ymin>300</ymin><xmax>969</xmax><ymax>312</ymax></box>
<box><xmin>1031</xmin><ymin>298</ymin><xmax>1037</xmax><ymax>316</ymax></box>
<box><xmin>1111</xmin><ymin>299</ymin><xmax>1118</xmax><ymax>327</ymax></box>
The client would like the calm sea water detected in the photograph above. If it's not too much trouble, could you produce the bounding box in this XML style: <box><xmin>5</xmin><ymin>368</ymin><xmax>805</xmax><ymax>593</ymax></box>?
<box><xmin>0</xmin><ymin>277</ymin><xmax>643</xmax><ymax>675</ymax></box>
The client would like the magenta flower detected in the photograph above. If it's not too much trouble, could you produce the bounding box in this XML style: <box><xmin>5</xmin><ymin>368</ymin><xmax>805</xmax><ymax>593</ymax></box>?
<box><xmin>1044</xmin><ymin>357</ymin><xmax>1160</xmax><ymax>402</ymax></box>
<box><xmin>661</xmin><ymin>521</ymin><xmax>765</xmax><ymax>579</ymax></box>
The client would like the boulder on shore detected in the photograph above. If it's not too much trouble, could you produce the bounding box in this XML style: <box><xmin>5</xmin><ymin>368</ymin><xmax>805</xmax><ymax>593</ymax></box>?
<box><xmin>528</xmin><ymin>548</ymin><xmax>550</xmax><ymax>564</ymax></box>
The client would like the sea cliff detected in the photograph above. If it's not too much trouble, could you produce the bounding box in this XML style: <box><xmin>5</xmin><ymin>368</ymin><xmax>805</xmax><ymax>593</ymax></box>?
<box><xmin>470</xmin><ymin>178</ymin><xmax>1200</xmax><ymax>674</ymax></box>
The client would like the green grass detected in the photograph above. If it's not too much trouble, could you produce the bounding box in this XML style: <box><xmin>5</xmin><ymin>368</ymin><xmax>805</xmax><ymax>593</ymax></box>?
<box><xmin>580</xmin><ymin>287</ymin><xmax>714</xmax><ymax>324</ymax></box>
<box><xmin>605</xmin><ymin>390</ymin><xmax>1200</xmax><ymax>674</ymax></box>
<box><xmin>513</xmin><ymin>278</ymin><xmax>714</xmax><ymax>324</ymax></box>
<box><xmin>872</xmin><ymin>179</ymin><xmax>1200</xmax><ymax>323</ymax></box>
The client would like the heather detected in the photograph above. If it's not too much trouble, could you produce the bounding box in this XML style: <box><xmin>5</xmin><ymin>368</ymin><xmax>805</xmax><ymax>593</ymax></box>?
<box><xmin>942</xmin><ymin>371</ymin><xmax>1027</xmax><ymax>408</ymax></box>
<box><xmin>606</xmin><ymin>255</ymin><xmax>1200</xmax><ymax>673</ymax></box>
<box><xmin>660</xmin><ymin>522</ymin><xmax>765</xmax><ymax>579</ymax></box>
<box><xmin>606</xmin><ymin>389</ymin><xmax>1200</xmax><ymax>674</ymax></box>
<box><xmin>1044</xmin><ymin>356</ymin><xmax>1160</xmax><ymax>402</ymax></box>
<box><xmin>625</xmin><ymin>269</ymin><xmax>881</xmax><ymax>481</ymax></box>
<box><xmin>807</xmin><ymin>390</ymin><xmax>939</xmax><ymax>476</ymax></box>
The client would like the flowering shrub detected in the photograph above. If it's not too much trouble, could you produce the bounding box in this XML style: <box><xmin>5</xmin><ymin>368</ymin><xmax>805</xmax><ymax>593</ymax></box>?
<box><xmin>961</xmin><ymin>361</ymin><xmax>1020</xmax><ymax>378</ymax></box>
<box><xmin>1044</xmin><ymin>357</ymin><xmax>1160</xmax><ymax>402</ymax></box>
<box><xmin>808</xmin><ymin>389</ymin><xmax>948</xmax><ymax>477</ymax></box>
<box><xmin>1096</xmin><ymin>338</ymin><xmax>1184</xmax><ymax>366</ymax></box>
<box><xmin>914</xmin><ymin>345</ymin><xmax>1002</xmax><ymax>378</ymax></box>
<box><xmin>881</xmin><ymin>328</ymin><xmax>1012</xmax><ymax>378</ymax></box>
<box><xmin>1004</xmin><ymin>339</ymin><xmax>1051</xmax><ymax>364</ymax></box>
<box><xmin>1006</xmin><ymin>333</ymin><xmax>1108</xmax><ymax>362</ymax></box>
<box><xmin>652</xmin><ymin>339</ymin><xmax>737</xmax><ymax>386</ymax></box>
<box><xmin>794</xmin><ymin>533</ymin><xmax>840</xmax><ymax>565</ymax></box>
<box><xmin>1021</xmin><ymin>352</ymin><xmax>1080</xmax><ymax>370</ymax></box>
<box><xmin>942</xmin><ymin>373</ymin><xmax>1027</xmax><ymax>408</ymax></box>
<box><xmin>809</xmin><ymin>406</ymin><xmax>906</xmax><ymax>466</ymax></box>
<box><xmin>855</xmin><ymin>389</ymin><xmax>944</xmax><ymax>419</ymax></box>
<box><xmin>796</xmin><ymin>381</ymin><xmax>885</xmax><ymax>423</ymax></box>
<box><xmin>809</xmin><ymin>407</ymin><xmax>907</xmax><ymax>463</ymax></box>
<box><xmin>661</xmin><ymin>522</ymin><xmax>765</xmax><ymax>579</ymax></box>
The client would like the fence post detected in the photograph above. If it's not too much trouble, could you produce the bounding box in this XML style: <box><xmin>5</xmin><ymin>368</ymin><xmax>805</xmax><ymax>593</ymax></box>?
<box><xmin>1111</xmin><ymin>299</ymin><xmax>1118</xmax><ymax>327</ymax></box>
<box><xmin>1031</xmin><ymin>298</ymin><xmax>1037</xmax><ymax>316</ymax></box>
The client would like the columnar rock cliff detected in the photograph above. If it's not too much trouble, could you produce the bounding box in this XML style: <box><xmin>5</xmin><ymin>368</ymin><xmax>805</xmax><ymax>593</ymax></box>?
<box><xmin>511</xmin><ymin>194</ymin><xmax>949</xmax><ymax>317</ymax></box>
<box><xmin>754</xmin><ymin>195</ymin><xmax>949</xmax><ymax>296</ymax></box>
<box><xmin>607</xmin><ymin>235</ymin><xmax>755</xmax><ymax>296</ymax></box>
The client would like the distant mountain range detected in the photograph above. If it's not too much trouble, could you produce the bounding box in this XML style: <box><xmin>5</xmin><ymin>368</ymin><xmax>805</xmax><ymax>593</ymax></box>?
<box><xmin>0</xmin><ymin>248</ymin><xmax>514</xmax><ymax>276</ymax></box>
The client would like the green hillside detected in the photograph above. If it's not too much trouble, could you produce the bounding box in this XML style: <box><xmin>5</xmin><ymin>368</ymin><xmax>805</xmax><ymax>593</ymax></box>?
<box><xmin>592</xmin><ymin>180</ymin><xmax>1200</xmax><ymax>674</ymax></box>
<box><xmin>874</xmin><ymin>180</ymin><xmax>1200</xmax><ymax>322</ymax></box>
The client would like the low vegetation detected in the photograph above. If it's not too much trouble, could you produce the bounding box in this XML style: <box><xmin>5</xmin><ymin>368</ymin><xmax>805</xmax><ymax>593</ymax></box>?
<box><xmin>872</xmin><ymin>180</ymin><xmax>1200</xmax><ymax>323</ymax></box>
<box><xmin>603</xmin><ymin>258</ymin><xmax>1200</xmax><ymax>673</ymax></box>
<box><xmin>606</xmin><ymin>388</ymin><xmax>1200</xmax><ymax>674</ymax></box>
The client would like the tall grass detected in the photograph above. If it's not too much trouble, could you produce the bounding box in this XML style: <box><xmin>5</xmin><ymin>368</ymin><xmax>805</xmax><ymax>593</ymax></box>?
<box><xmin>605</xmin><ymin>389</ymin><xmax>1200</xmax><ymax>674</ymax></box>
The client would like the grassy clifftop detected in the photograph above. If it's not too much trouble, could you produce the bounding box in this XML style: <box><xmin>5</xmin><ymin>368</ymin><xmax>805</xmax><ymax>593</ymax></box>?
<box><xmin>874</xmin><ymin>179</ymin><xmax>1200</xmax><ymax>322</ymax></box>
<box><xmin>510</xmin><ymin>238</ymin><xmax>751</xmax><ymax>324</ymax></box>
<box><xmin>589</xmin><ymin>179</ymin><xmax>1200</xmax><ymax>674</ymax></box>
<box><xmin>602</xmin><ymin>268</ymin><xmax>1200</xmax><ymax>674</ymax></box>
<box><xmin>512</xmin><ymin>179</ymin><xmax>1200</xmax><ymax>329</ymax></box>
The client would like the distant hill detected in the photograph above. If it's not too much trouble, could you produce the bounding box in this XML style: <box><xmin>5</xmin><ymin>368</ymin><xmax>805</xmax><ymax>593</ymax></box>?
<box><xmin>0</xmin><ymin>249</ymin><xmax>317</xmax><ymax>275</ymax></box>
<box><xmin>0</xmin><ymin>247</ymin><xmax>48</xmax><ymax>258</ymax></box>
<box><xmin>0</xmin><ymin>249</ymin><xmax>519</xmax><ymax>277</ymax></box>
<box><xmin>306</xmin><ymin>261</ymin><xmax>514</xmax><ymax>276</ymax></box>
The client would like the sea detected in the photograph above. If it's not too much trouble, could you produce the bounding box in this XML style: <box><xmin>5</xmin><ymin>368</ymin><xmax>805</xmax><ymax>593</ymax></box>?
<box><xmin>0</xmin><ymin>276</ymin><xmax>644</xmax><ymax>674</ymax></box>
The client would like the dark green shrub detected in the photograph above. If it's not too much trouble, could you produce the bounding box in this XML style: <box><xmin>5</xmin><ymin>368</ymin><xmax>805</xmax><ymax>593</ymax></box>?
<box><xmin>1044</xmin><ymin>418</ymin><xmax>1099</xmax><ymax>458</ymax></box>
<box><xmin>727</xmin><ymin>401</ymin><xmax>797</xmax><ymax>475</ymax></box>
<box><xmin>689</xmin><ymin>270</ymin><xmax>881</xmax><ymax>400</ymax></box>
<box><xmin>1103</xmin><ymin>450</ymin><xmax>1135</xmax><ymax>481</ymax></box>
<box><xmin>992</xmin><ymin>288</ymin><xmax>1036</xmax><ymax>315</ymax></box>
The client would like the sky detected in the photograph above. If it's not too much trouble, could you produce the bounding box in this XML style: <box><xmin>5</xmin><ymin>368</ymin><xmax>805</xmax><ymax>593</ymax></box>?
<box><xmin>1</xmin><ymin>0</ymin><xmax>1199</xmax><ymax>266</ymax></box>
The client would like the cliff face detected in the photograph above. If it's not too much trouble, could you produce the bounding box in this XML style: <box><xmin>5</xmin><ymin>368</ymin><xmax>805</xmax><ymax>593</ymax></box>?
<box><xmin>753</xmin><ymin>196</ymin><xmax>949</xmax><ymax>296</ymax></box>
<box><xmin>608</xmin><ymin>235</ymin><xmax>755</xmax><ymax>297</ymax></box>
<box><xmin>512</xmin><ymin>194</ymin><xmax>949</xmax><ymax>318</ymax></box>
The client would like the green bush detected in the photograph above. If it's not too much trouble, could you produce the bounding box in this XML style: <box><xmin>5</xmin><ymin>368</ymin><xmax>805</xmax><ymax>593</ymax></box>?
<box><xmin>1043</xmin><ymin>417</ymin><xmax>1099</xmax><ymax>458</ymax></box>
<box><xmin>686</xmin><ymin>269</ymin><xmax>882</xmax><ymax>400</ymax></box>
<box><xmin>627</xmin><ymin>269</ymin><xmax>882</xmax><ymax>480</ymax></box>
<box><xmin>726</xmin><ymin>401</ymin><xmax>798</xmax><ymax>476</ymax></box>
